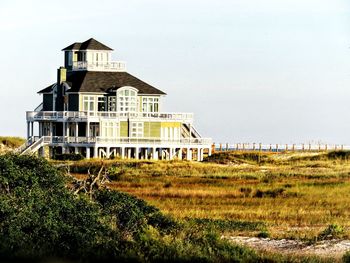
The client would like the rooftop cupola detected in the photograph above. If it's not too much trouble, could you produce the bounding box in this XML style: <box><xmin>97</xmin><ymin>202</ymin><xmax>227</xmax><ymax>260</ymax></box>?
<box><xmin>62</xmin><ymin>38</ymin><xmax>126</xmax><ymax>72</ymax></box>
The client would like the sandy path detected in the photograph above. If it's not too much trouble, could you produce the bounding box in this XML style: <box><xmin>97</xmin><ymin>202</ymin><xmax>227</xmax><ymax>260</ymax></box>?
<box><xmin>225</xmin><ymin>236</ymin><xmax>350</xmax><ymax>258</ymax></box>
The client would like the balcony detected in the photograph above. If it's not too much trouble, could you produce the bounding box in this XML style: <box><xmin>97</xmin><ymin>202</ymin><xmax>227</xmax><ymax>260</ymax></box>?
<box><xmin>72</xmin><ymin>61</ymin><xmax>126</xmax><ymax>72</ymax></box>
<box><xmin>26</xmin><ymin>111</ymin><xmax>194</xmax><ymax>123</ymax></box>
<box><xmin>37</xmin><ymin>136</ymin><xmax>212</xmax><ymax>146</ymax></box>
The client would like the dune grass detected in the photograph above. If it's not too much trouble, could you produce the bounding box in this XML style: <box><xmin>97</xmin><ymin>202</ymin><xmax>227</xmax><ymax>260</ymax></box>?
<box><xmin>0</xmin><ymin>136</ymin><xmax>25</xmax><ymax>149</ymax></box>
<box><xmin>66</xmin><ymin>151</ymin><xmax>350</xmax><ymax>241</ymax></box>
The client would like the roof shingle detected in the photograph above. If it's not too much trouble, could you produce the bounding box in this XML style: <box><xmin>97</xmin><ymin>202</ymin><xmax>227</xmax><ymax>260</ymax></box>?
<box><xmin>62</xmin><ymin>38</ymin><xmax>113</xmax><ymax>51</ymax></box>
<box><xmin>38</xmin><ymin>71</ymin><xmax>166</xmax><ymax>95</ymax></box>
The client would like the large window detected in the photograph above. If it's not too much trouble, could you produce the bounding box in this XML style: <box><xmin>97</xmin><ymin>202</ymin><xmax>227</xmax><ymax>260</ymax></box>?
<box><xmin>117</xmin><ymin>87</ymin><xmax>138</xmax><ymax>112</ymax></box>
<box><xmin>108</xmin><ymin>96</ymin><xmax>116</xmax><ymax>111</ymax></box>
<box><xmin>101</xmin><ymin>121</ymin><xmax>119</xmax><ymax>138</ymax></box>
<box><xmin>83</xmin><ymin>96</ymin><xmax>95</xmax><ymax>112</ymax></box>
<box><xmin>130</xmin><ymin>122</ymin><xmax>143</xmax><ymax>138</ymax></box>
<box><xmin>98</xmin><ymin>97</ymin><xmax>106</xmax><ymax>111</ymax></box>
<box><xmin>142</xmin><ymin>97</ymin><xmax>159</xmax><ymax>112</ymax></box>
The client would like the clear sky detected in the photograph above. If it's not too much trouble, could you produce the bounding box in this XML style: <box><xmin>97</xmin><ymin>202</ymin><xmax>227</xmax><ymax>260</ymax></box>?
<box><xmin>1</xmin><ymin>0</ymin><xmax>349</xmax><ymax>144</ymax></box>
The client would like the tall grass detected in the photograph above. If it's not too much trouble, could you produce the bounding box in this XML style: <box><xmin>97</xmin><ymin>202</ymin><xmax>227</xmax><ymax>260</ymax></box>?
<box><xmin>0</xmin><ymin>136</ymin><xmax>25</xmax><ymax>148</ymax></box>
<box><xmin>66</xmin><ymin>151</ymin><xmax>350</xmax><ymax>241</ymax></box>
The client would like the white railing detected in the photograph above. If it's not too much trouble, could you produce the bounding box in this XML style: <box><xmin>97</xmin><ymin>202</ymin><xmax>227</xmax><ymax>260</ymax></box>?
<box><xmin>72</xmin><ymin>61</ymin><xmax>126</xmax><ymax>72</ymax></box>
<box><xmin>26</xmin><ymin>111</ymin><xmax>194</xmax><ymax>122</ymax></box>
<box><xmin>214</xmin><ymin>143</ymin><xmax>350</xmax><ymax>152</ymax></box>
<box><xmin>39</xmin><ymin>136</ymin><xmax>212</xmax><ymax>146</ymax></box>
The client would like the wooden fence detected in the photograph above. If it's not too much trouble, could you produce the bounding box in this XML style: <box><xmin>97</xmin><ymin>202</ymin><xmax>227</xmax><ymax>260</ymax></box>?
<box><xmin>214</xmin><ymin>143</ymin><xmax>349</xmax><ymax>152</ymax></box>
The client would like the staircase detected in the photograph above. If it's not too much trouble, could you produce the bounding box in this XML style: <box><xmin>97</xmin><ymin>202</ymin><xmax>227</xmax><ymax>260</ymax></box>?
<box><xmin>18</xmin><ymin>137</ymin><xmax>48</xmax><ymax>155</ymax></box>
<box><xmin>181</xmin><ymin>123</ymin><xmax>202</xmax><ymax>139</ymax></box>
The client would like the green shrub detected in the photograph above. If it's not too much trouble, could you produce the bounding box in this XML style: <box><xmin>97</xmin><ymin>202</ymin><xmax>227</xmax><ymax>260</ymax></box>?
<box><xmin>53</xmin><ymin>153</ymin><xmax>84</xmax><ymax>161</ymax></box>
<box><xmin>318</xmin><ymin>224</ymin><xmax>344</xmax><ymax>240</ymax></box>
<box><xmin>343</xmin><ymin>251</ymin><xmax>350</xmax><ymax>262</ymax></box>
<box><xmin>253</xmin><ymin>188</ymin><xmax>285</xmax><ymax>198</ymax></box>
<box><xmin>257</xmin><ymin>230</ymin><xmax>270</xmax><ymax>238</ymax></box>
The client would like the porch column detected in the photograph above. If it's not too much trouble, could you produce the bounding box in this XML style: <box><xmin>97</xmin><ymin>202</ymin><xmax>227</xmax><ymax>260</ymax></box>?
<box><xmin>121</xmin><ymin>147</ymin><xmax>125</xmax><ymax>159</ymax></box>
<box><xmin>152</xmin><ymin>147</ymin><xmax>156</xmax><ymax>160</ymax></box>
<box><xmin>86</xmin><ymin>147</ymin><xmax>90</xmax><ymax>159</ymax></box>
<box><xmin>135</xmin><ymin>147</ymin><xmax>139</xmax><ymax>159</ymax></box>
<box><xmin>197</xmin><ymin>148</ymin><xmax>201</xmax><ymax>162</ymax></box>
<box><xmin>50</xmin><ymin>122</ymin><xmax>53</xmax><ymax>137</ymax></box>
<box><xmin>30</xmin><ymin>122</ymin><xmax>34</xmax><ymax>138</ymax></box>
<box><xmin>75</xmin><ymin>122</ymin><xmax>79</xmax><ymax>142</ymax></box>
<box><xmin>127</xmin><ymin>148</ymin><xmax>131</xmax><ymax>159</ymax></box>
<box><xmin>75</xmin><ymin>147</ymin><xmax>79</xmax><ymax>154</ymax></box>
<box><xmin>94</xmin><ymin>147</ymin><xmax>98</xmax><ymax>158</ymax></box>
<box><xmin>106</xmin><ymin>147</ymin><xmax>110</xmax><ymax>158</ymax></box>
<box><xmin>62</xmin><ymin>122</ymin><xmax>66</xmax><ymax>141</ymax></box>
<box><xmin>38</xmin><ymin>123</ymin><xmax>42</xmax><ymax>137</ymax></box>
<box><xmin>86</xmin><ymin>122</ymin><xmax>90</xmax><ymax>141</ymax></box>
<box><xmin>178</xmin><ymin>148</ymin><xmax>182</xmax><ymax>160</ymax></box>
<box><xmin>27</xmin><ymin>121</ymin><xmax>30</xmax><ymax>140</ymax></box>
<box><xmin>169</xmin><ymin>148</ymin><xmax>174</xmax><ymax>160</ymax></box>
<box><xmin>67</xmin><ymin>123</ymin><xmax>70</xmax><ymax>143</ymax></box>
<box><xmin>208</xmin><ymin>147</ymin><xmax>212</xmax><ymax>156</ymax></box>
<box><xmin>186</xmin><ymin>148</ymin><xmax>192</xmax><ymax>161</ymax></box>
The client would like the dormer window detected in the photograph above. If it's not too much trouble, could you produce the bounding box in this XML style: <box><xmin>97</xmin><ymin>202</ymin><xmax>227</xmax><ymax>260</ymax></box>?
<box><xmin>117</xmin><ymin>86</ymin><xmax>138</xmax><ymax>113</ymax></box>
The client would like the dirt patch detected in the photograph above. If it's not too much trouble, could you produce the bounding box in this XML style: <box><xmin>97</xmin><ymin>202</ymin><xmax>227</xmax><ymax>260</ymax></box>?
<box><xmin>225</xmin><ymin>236</ymin><xmax>350</xmax><ymax>258</ymax></box>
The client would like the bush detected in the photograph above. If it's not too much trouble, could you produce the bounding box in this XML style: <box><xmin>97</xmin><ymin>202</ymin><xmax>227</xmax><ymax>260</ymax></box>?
<box><xmin>0</xmin><ymin>154</ymin><xmax>260</xmax><ymax>262</ymax></box>
<box><xmin>318</xmin><ymin>224</ymin><xmax>344</xmax><ymax>240</ymax></box>
<box><xmin>253</xmin><ymin>188</ymin><xmax>285</xmax><ymax>198</ymax></box>
<box><xmin>53</xmin><ymin>153</ymin><xmax>84</xmax><ymax>161</ymax></box>
<box><xmin>257</xmin><ymin>230</ymin><xmax>270</xmax><ymax>238</ymax></box>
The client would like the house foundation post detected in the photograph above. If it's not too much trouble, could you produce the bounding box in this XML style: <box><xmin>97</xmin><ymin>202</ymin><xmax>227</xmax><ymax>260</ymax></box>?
<box><xmin>106</xmin><ymin>147</ymin><xmax>110</xmax><ymax>158</ymax></box>
<box><xmin>121</xmin><ymin>147</ymin><xmax>125</xmax><ymax>159</ymax></box>
<box><xmin>186</xmin><ymin>148</ymin><xmax>192</xmax><ymax>161</ymax></box>
<box><xmin>93</xmin><ymin>147</ymin><xmax>98</xmax><ymax>158</ymax></box>
<box><xmin>27</xmin><ymin>121</ymin><xmax>30</xmax><ymax>140</ymax></box>
<box><xmin>135</xmin><ymin>147</ymin><xmax>139</xmax><ymax>159</ymax></box>
<box><xmin>86</xmin><ymin>147</ymin><xmax>90</xmax><ymax>159</ymax></box>
<box><xmin>178</xmin><ymin>148</ymin><xmax>182</xmax><ymax>160</ymax></box>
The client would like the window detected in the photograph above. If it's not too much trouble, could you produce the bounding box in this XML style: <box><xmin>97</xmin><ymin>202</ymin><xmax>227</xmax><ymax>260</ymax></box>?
<box><xmin>117</xmin><ymin>87</ymin><xmax>138</xmax><ymax>112</ymax></box>
<box><xmin>83</xmin><ymin>96</ymin><xmax>95</xmax><ymax>112</ymax></box>
<box><xmin>130</xmin><ymin>122</ymin><xmax>143</xmax><ymax>138</ymax></box>
<box><xmin>142</xmin><ymin>97</ymin><xmax>159</xmax><ymax>112</ymax></box>
<box><xmin>98</xmin><ymin>97</ymin><xmax>106</xmax><ymax>111</ymax></box>
<box><xmin>102</xmin><ymin>121</ymin><xmax>119</xmax><ymax>138</ymax></box>
<box><xmin>108</xmin><ymin>96</ymin><xmax>116</xmax><ymax>111</ymax></box>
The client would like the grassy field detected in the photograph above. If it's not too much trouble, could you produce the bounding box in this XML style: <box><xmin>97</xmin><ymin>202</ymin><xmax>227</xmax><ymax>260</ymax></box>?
<box><xmin>66</xmin><ymin>150</ymin><xmax>350</xmax><ymax>242</ymax></box>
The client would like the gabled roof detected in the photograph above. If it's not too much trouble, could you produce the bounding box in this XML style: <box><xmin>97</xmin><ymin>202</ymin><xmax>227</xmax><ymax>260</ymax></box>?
<box><xmin>38</xmin><ymin>71</ymin><xmax>166</xmax><ymax>95</ymax></box>
<box><xmin>62</xmin><ymin>38</ymin><xmax>113</xmax><ymax>51</ymax></box>
<box><xmin>38</xmin><ymin>83</ymin><xmax>55</xmax><ymax>94</ymax></box>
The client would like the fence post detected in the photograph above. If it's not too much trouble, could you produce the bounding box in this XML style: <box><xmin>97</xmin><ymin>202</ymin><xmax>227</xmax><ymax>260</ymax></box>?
<box><xmin>276</xmin><ymin>144</ymin><xmax>278</xmax><ymax>152</ymax></box>
<box><xmin>309</xmin><ymin>143</ymin><xmax>311</xmax><ymax>151</ymax></box>
<box><xmin>269</xmin><ymin>144</ymin><xmax>272</xmax><ymax>151</ymax></box>
<box><xmin>259</xmin><ymin>143</ymin><xmax>262</xmax><ymax>151</ymax></box>
<box><xmin>335</xmin><ymin>145</ymin><xmax>337</xmax><ymax>151</ymax></box>
<box><xmin>253</xmin><ymin>143</ymin><xmax>256</xmax><ymax>151</ymax></box>
<box><xmin>219</xmin><ymin>143</ymin><xmax>222</xmax><ymax>152</ymax></box>
<box><xmin>226</xmin><ymin>143</ymin><xmax>229</xmax><ymax>151</ymax></box>
<box><xmin>325</xmin><ymin>144</ymin><xmax>328</xmax><ymax>151</ymax></box>
<box><xmin>302</xmin><ymin>144</ymin><xmax>305</xmax><ymax>151</ymax></box>
<box><xmin>292</xmin><ymin>144</ymin><xmax>295</xmax><ymax>151</ymax></box>
<box><xmin>285</xmin><ymin>144</ymin><xmax>288</xmax><ymax>151</ymax></box>
<box><xmin>242</xmin><ymin>143</ymin><xmax>245</xmax><ymax>151</ymax></box>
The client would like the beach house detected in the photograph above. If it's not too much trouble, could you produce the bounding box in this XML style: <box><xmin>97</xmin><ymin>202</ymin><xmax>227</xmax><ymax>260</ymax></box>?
<box><xmin>22</xmin><ymin>38</ymin><xmax>212</xmax><ymax>160</ymax></box>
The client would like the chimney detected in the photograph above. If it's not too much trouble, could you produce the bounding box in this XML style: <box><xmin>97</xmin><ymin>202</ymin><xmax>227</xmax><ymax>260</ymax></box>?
<box><xmin>57</xmin><ymin>67</ymin><xmax>67</xmax><ymax>84</ymax></box>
